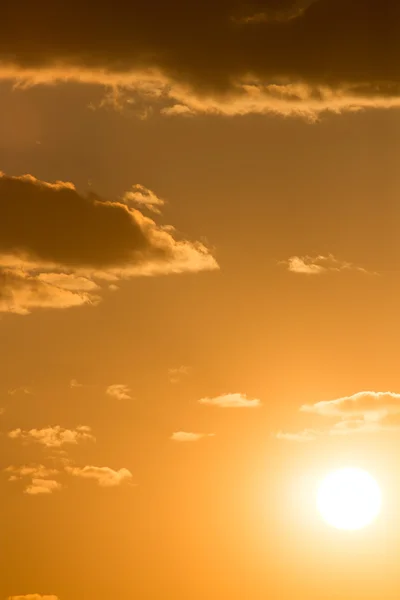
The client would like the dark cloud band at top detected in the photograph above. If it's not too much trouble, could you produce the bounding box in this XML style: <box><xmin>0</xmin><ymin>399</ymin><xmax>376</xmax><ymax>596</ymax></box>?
<box><xmin>2</xmin><ymin>1</ymin><xmax>400</xmax><ymax>117</ymax></box>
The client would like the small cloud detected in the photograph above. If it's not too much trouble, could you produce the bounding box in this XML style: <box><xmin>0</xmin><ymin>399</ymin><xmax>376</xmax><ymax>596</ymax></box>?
<box><xmin>24</xmin><ymin>479</ymin><xmax>62</xmax><ymax>495</ymax></box>
<box><xmin>108</xmin><ymin>284</ymin><xmax>119</xmax><ymax>291</ymax></box>
<box><xmin>65</xmin><ymin>465</ymin><xmax>133</xmax><ymax>487</ymax></box>
<box><xmin>122</xmin><ymin>184</ymin><xmax>165</xmax><ymax>215</ymax></box>
<box><xmin>8</xmin><ymin>386</ymin><xmax>32</xmax><ymax>395</ymax></box>
<box><xmin>280</xmin><ymin>254</ymin><xmax>374</xmax><ymax>275</ymax></box>
<box><xmin>276</xmin><ymin>429</ymin><xmax>318</xmax><ymax>442</ymax></box>
<box><xmin>70</xmin><ymin>379</ymin><xmax>84</xmax><ymax>388</ymax></box>
<box><xmin>8</xmin><ymin>596</ymin><xmax>59</xmax><ymax>600</ymax></box>
<box><xmin>199</xmin><ymin>393</ymin><xmax>261</xmax><ymax>408</ymax></box>
<box><xmin>106</xmin><ymin>384</ymin><xmax>131</xmax><ymax>400</ymax></box>
<box><xmin>171</xmin><ymin>431</ymin><xmax>215</xmax><ymax>442</ymax></box>
<box><xmin>168</xmin><ymin>365</ymin><xmax>192</xmax><ymax>384</ymax></box>
<box><xmin>8</xmin><ymin>425</ymin><xmax>95</xmax><ymax>447</ymax></box>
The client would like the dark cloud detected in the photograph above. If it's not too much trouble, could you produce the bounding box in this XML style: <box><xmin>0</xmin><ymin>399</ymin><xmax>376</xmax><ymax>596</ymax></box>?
<box><xmin>0</xmin><ymin>173</ymin><xmax>218</xmax><ymax>313</ymax></box>
<box><xmin>0</xmin><ymin>174</ymin><xmax>151</xmax><ymax>268</ymax></box>
<box><xmin>1</xmin><ymin>1</ymin><xmax>400</xmax><ymax>117</ymax></box>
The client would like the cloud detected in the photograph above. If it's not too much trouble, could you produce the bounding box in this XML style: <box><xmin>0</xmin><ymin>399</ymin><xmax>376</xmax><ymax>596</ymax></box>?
<box><xmin>8</xmin><ymin>425</ymin><xmax>95</xmax><ymax>447</ymax></box>
<box><xmin>106</xmin><ymin>384</ymin><xmax>131</xmax><ymax>400</ymax></box>
<box><xmin>8</xmin><ymin>596</ymin><xmax>59</xmax><ymax>600</ymax></box>
<box><xmin>65</xmin><ymin>465</ymin><xmax>133</xmax><ymax>487</ymax></box>
<box><xmin>276</xmin><ymin>429</ymin><xmax>318</xmax><ymax>442</ymax></box>
<box><xmin>171</xmin><ymin>431</ymin><xmax>215</xmax><ymax>442</ymax></box>
<box><xmin>5</xmin><ymin>465</ymin><xmax>62</xmax><ymax>495</ymax></box>
<box><xmin>281</xmin><ymin>255</ymin><xmax>373</xmax><ymax>275</ymax></box>
<box><xmin>24</xmin><ymin>479</ymin><xmax>62</xmax><ymax>495</ymax></box>
<box><xmin>7</xmin><ymin>386</ymin><xmax>32</xmax><ymax>395</ymax></box>
<box><xmin>2</xmin><ymin>0</ymin><xmax>400</xmax><ymax>118</ymax></box>
<box><xmin>5</xmin><ymin>464</ymin><xmax>59</xmax><ymax>480</ymax></box>
<box><xmin>168</xmin><ymin>365</ymin><xmax>192</xmax><ymax>384</ymax></box>
<box><xmin>122</xmin><ymin>184</ymin><xmax>165</xmax><ymax>215</ymax></box>
<box><xmin>277</xmin><ymin>391</ymin><xmax>400</xmax><ymax>441</ymax></box>
<box><xmin>328</xmin><ymin>419</ymin><xmax>397</xmax><ymax>436</ymax></box>
<box><xmin>301</xmin><ymin>391</ymin><xmax>400</xmax><ymax>422</ymax></box>
<box><xmin>0</xmin><ymin>172</ymin><xmax>218</xmax><ymax>314</ymax></box>
<box><xmin>0</xmin><ymin>268</ymin><xmax>98</xmax><ymax>314</ymax></box>
<box><xmin>70</xmin><ymin>379</ymin><xmax>84</xmax><ymax>388</ymax></box>
<box><xmin>199</xmin><ymin>393</ymin><xmax>261</xmax><ymax>408</ymax></box>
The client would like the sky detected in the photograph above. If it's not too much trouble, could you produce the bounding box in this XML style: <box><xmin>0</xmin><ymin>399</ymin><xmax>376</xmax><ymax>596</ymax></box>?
<box><xmin>2</xmin><ymin>1</ymin><xmax>400</xmax><ymax>598</ymax></box>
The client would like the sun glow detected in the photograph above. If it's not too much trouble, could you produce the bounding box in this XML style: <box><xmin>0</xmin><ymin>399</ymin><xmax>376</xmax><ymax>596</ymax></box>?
<box><xmin>317</xmin><ymin>468</ymin><xmax>382</xmax><ymax>531</ymax></box>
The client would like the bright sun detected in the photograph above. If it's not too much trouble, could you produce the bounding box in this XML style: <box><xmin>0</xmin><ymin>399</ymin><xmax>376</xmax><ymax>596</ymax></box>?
<box><xmin>317</xmin><ymin>468</ymin><xmax>382</xmax><ymax>531</ymax></box>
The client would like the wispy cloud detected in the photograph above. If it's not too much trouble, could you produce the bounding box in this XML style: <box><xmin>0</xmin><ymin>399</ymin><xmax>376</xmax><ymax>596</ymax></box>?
<box><xmin>199</xmin><ymin>393</ymin><xmax>261</xmax><ymax>408</ymax></box>
<box><xmin>8</xmin><ymin>425</ymin><xmax>95</xmax><ymax>447</ymax></box>
<box><xmin>69</xmin><ymin>379</ymin><xmax>84</xmax><ymax>388</ymax></box>
<box><xmin>106</xmin><ymin>384</ymin><xmax>131</xmax><ymax>400</ymax></box>
<box><xmin>277</xmin><ymin>391</ymin><xmax>400</xmax><ymax>441</ymax></box>
<box><xmin>301</xmin><ymin>391</ymin><xmax>400</xmax><ymax>421</ymax></box>
<box><xmin>122</xmin><ymin>184</ymin><xmax>165</xmax><ymax>215</ymax></box>
<box><xmin>171</xmin><ymin>431</ymin><xmax>215</xmax><ymax>442</ymax></box>
<box><xmin>8</xmin><ymin>596</ymin><xmax>59</xmax><ymax>600</ymax></box>
<box><xmin>65</xmin><ymin>465</ymin><xmax>133</xmax><ymax>487</ymax></box>
<box><xmin>8</xmin><ymin>386</ymin><xmax>32</xmax><ymax>395</ymax></box>
<box><xmin>280</xmin><ymin>255</ymin><xmax>373</xmax><ymax>275</ymax></box>
<box><xmin>276</xmin><ymin>429</ymin><xmax>319</xmax><ymax>442</ymax></box>
<box><xmin>168</xmin><ymin>365</ymin><xmax>192</xmax><ymax>384</ymax></box>
<box><xmin>5</xmin><ymin>464</ymin><xmax>59</xmax><ymax>481</ymax></box>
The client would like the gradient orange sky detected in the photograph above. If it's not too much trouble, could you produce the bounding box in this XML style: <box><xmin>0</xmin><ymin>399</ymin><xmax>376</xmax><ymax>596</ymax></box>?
<box><xmin>2</xmin><ymin>1</ymin><xmax>400</xmax><ymax>599</ymax></box>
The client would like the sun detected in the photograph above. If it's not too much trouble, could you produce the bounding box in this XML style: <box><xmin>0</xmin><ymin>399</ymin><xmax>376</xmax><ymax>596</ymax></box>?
<box><xmin>316</xmin><ymin>467</ymin><xmax>382</xmax><ymax>531</ymax></box>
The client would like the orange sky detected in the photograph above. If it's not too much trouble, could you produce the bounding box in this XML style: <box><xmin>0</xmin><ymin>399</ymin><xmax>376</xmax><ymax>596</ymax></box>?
<box><xmin>2</xmin><ymin>1</ymin><xmax>400</xmax><ymax>599</ymax></box>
